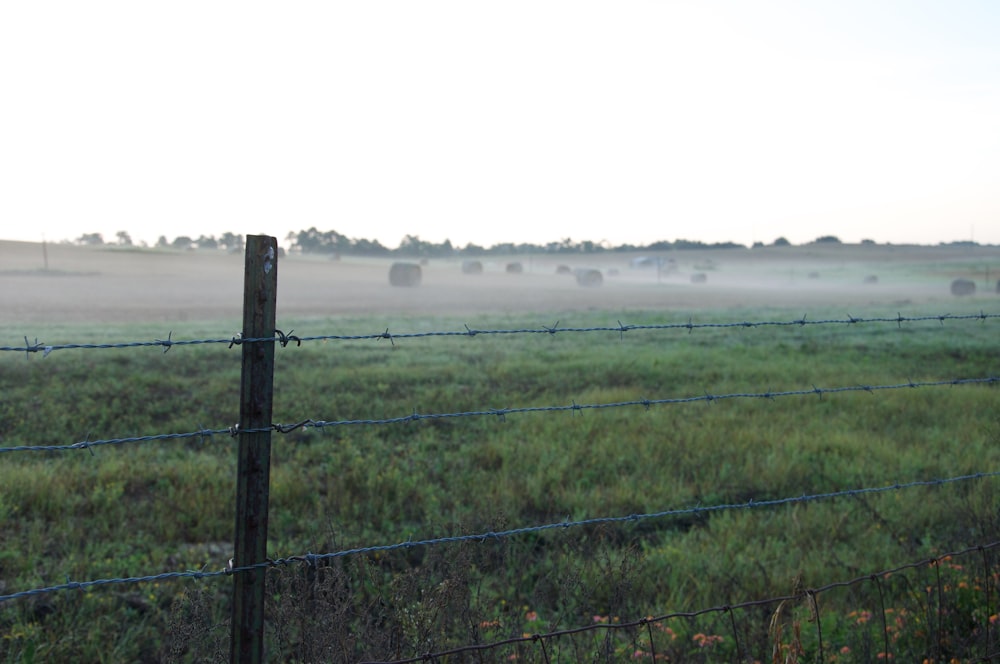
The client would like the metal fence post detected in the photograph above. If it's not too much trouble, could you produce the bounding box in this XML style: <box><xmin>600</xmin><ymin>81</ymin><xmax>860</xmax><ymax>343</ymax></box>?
<box><xmin>231</xmin><ymin>235</ymin><xmax>278</xmax><ymax>663</ymax></box>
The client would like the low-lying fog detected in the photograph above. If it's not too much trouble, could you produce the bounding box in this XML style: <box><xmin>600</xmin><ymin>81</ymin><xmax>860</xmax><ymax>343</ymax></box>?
<box><xmin>1</xmin><ymin>241</ymin><xmax>997</xmax><ymax>324</ymax></box>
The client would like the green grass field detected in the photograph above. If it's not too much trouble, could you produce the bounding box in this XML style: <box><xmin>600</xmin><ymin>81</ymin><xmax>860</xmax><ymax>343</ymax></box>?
<box><xmin>1</xmin><ymin>298</ymin><xmax>998</xmax><ymax>662</ymax></box>
<box><xmin>2</xmin><ymin>236</ymin><xmax>1000</xmax><ymax>661</ymax></box>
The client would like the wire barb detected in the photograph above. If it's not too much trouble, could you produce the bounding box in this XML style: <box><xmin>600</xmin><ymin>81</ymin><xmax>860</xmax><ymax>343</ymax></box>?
<box><xmin>23</xmin><ymin>336</ymin><xmax>45</xmax><ymax>360</ymax></box>
<box><xmin>272</xmin><ymin>419</ymin><xmax>313</xmax><ymax>434</ymax></box>
<box><xmin>155</xmin><ymin>331</ymin><xmax>173</xmax><ymax>354</ymax></box>
<box><xmin>274</xmin><ymin>329</ymin><xmax>301</xmax><ymax>347</ymax></box>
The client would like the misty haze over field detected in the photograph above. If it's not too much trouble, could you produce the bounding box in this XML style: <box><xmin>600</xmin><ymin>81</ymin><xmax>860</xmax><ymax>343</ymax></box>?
<box><xmin>2</xmin><ymin>238</ymin><xmax>997</xmax><ymax>324</ymax></box>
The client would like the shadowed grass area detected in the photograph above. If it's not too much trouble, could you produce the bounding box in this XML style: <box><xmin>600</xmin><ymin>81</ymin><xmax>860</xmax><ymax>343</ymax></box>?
<box><xmin>1</xmin><ymin>303</ymin><xmax>999</xmax><ymax>661</ymax></box>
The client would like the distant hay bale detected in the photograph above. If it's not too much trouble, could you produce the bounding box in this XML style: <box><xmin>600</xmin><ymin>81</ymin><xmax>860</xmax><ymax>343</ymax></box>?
<box><xmin>863</xmin><ymin>275</ymin><xmax>879</xmax><ymax>284</ymax></box>
<box><xmin>461</xmin><ymin>260</ymin><xmax>483</xmax><ymax>275</ymax></box>
<box><xmin>807</xmin><ymin>271</ymin><xmax>820</xmax><ymax>279</ymax></box>
<box><xmin>419</xmin><ymin>258</ymin><xmax>429</xmax><ymax>266</ymax></box>
<box><xmin>606</xmin><ymin>268</ymin><xmax>620</xmax><ymax>277</ymax></box>
<box><xmin>996</xmin><ymin>279</ymin><xmax>1000</xmax><ymax>294</ymax></box>
<box><xmin>506</xmin><ymin>262</ymin><xmax>523</xmax><ymax>274</ymax></box>
<box><xmin>690</xmin><ymin>272</ymin><xmax>708</xmax><ymax>284</ymax></box>
<box><xmin>388</xmin><ymin>262</ymin><xmax>422</xmax><ymax>287</ymax></box>
<box><xmin>950</xmin><ymin>278</ymin><xmax>976</xmax><ymax>296</ymax></box>
<box><xmin>555</xmin><ymin>265</ymin><xmax>572</xmax><ymax>275</ymax></box>
<box><xmin>574</xmin><ymin>268</ymin><xmax>603</xmax><ymax>287</ymax></box>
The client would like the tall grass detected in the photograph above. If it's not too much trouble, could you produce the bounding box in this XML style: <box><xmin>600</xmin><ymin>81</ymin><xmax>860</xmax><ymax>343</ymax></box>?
<box><xmin>1</xmin><ymin>303</ymin><xmax>998</xmax><ymax>661</ymax></box>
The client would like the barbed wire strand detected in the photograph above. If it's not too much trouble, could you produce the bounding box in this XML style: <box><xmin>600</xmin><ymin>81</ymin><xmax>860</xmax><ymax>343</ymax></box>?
<box><xmin>0</xmin><ymin>427</ymin><xmax>236</xmax><ymax>453</ymax></box>
<box><xmin>293</xmin><ymin>376</ymin><xmax>999</xmax><ymax>430</ymax></box>
<box><xmin>2</xmin><ymin>376</ymin><xmax>996</xmax><ymax>453</ymax></box>
<box><xmin>1</xmin><ymin>471</ymin><xmax>995</xmax><ymax>605</ymax></box>
<box><xmin>2</xmin><ymin>312</ymin><xmax>996</xmax><ymax>356</ymax></box>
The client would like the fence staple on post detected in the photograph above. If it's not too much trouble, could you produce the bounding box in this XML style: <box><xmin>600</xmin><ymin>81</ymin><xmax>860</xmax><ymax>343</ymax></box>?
<box><xmin>230</xmin><ymin>235</ymin><xmax>278</xmax><ymax>663</ymax></box>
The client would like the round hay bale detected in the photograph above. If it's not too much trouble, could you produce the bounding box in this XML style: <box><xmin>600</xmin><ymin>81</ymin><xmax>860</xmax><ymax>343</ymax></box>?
<box><xmin>555</xmin><ymin>264</ymin><xmax>572</xmax><ymax>275</ymax></box>
<box><xmin>995</xmin><ymin>279</ymin><xmax>1000</xmax><ymax>294</ymax></box>
<box><xmin>461</xmin><ymin>260</ymin><xmax>483</xmax><ymax>275</ymax></box>
<box><xmin>950</xmin><ymin>278</ymin><xmax>976</xmax><ymax>296</ymax></box>
<box><xmin>863</xmin><ymin>275</ymin><xmax>879</xmax><ymax>284</ymax></box>
<box><xmin>506</xmin><ymin>262</ymin><xmax>524</xmax><ymax>274</ymax></box>
<box><xmin>606</xmin><ymin>268</ymin><xmax>620</xmax><ymax>277</ymax></box>
<box><xmin>690</xmin><ymin>272</ymin><xmax>708</xmax><ymax>284</ymax></box>
<box><xmin>388</xmin><ymin>262</ymin><xmax>422</xmax><ymax>287</ymax></box>
<box><xmin>574</xmin><ymin>268</ymin><xmax>603</xmax><ymax>287</ymax></box>
<box><xmin>807</xmin><ymin>271</ymin><xmax>820</xmax><ymax>279</ymax></box>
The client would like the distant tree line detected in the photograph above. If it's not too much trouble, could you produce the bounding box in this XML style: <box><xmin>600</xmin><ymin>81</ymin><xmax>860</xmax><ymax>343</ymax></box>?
<box><xmin>70</xmin><ymin>229</ymin><xmax>767</xmax><ymax>255</ymax></box>
<box><xmin>284</xmin><ymin>227</ymin><xmax>754</xmax><ymax>257</ymax></box>
<box><xmin>73</xmin><ymin>232</ymin><xmax>245</xmax><ymax>252</ymax></box>
<box><xmin>73</xmin><ymin>229</ymin><xmax>986</xmax><ymax>254</ymax></box>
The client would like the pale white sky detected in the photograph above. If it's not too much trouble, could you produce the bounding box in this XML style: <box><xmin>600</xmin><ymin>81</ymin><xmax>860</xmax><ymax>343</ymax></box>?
<box><xmin>2</xmin><ymin>1</ymin><xmax>998</xmax><ymax>249</ymax></box>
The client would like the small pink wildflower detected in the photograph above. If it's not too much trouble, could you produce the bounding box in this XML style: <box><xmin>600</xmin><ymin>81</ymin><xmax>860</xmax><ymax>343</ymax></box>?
<box><xmin>693</xmin><ymin>633</ymin><xmax>723</xmax><ymax>648</ymax></box>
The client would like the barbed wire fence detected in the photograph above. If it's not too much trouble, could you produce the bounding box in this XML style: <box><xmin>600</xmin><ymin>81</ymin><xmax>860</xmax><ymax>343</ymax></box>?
<box><xmin>1</xmin><ymin>235</ymin><xmax>999</xmax><ymax>662</ymax></box>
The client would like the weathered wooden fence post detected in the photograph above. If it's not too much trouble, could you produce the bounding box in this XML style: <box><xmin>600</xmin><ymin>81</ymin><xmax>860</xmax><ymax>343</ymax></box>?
<box><xmin>231</xmin><ymin>235</ymin><xmax>278</xmax><ymax>663</ymax></box>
